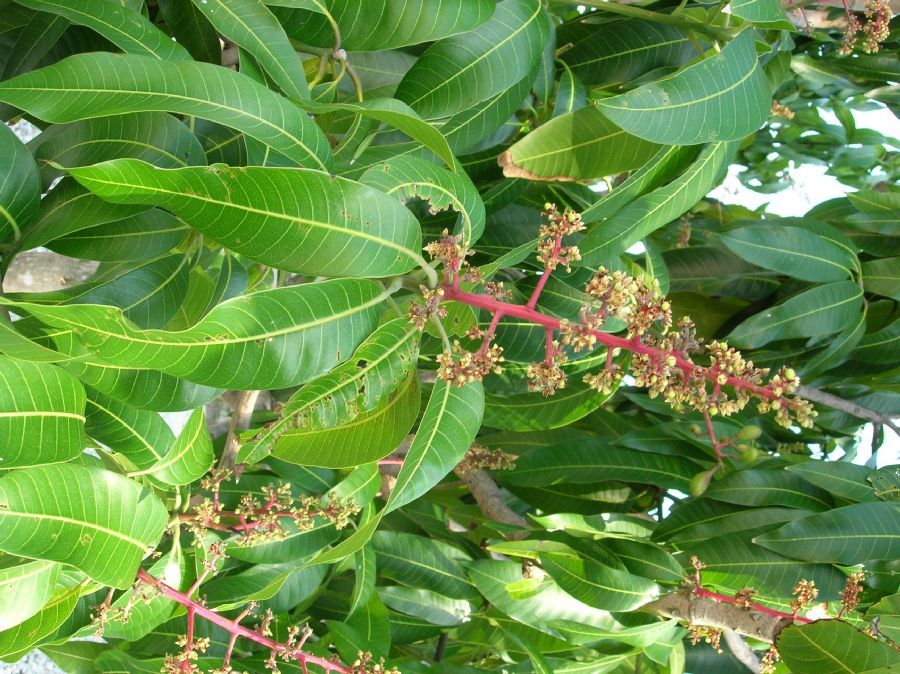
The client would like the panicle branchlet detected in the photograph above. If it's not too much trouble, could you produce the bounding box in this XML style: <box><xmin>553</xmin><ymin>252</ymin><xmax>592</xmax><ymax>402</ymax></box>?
<box><xmin>839</xmin><ymin>570</ymin><xmax>866</xmax><ymax>616</ymax></box>
<box><xmin>760</xmin><ymin>645</ymin><xmax>781</xmax><ymax>674</ymax></box>
<box><xmin>790</xmin><ymin>579</ymin><xmax>819</xmax><ymax>614</ymax></box>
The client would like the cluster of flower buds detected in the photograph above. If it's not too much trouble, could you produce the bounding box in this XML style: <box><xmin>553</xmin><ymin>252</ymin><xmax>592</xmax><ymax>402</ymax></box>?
<box><xmin>687</xmin><ymin>624</ymin><xmax>722</xmax><ymax>653</ymax></box>
<box><xmin>839</xmin><ymin>0</ymin><xmax>891</xmax><ymax>54</ymax></box>
<box><xmin>407</xmin><ymin>286</ymin><xmax>447</xmax><ymax>330</ymax></box>
<box><xmin>420</xmin><ymin>208</ymin><xmax>817</xmax><ymax>449</ymax></box>
<box><xmin>790</xmin><ymin>579</ymin><xmax>819</xmax><ymax>614</ymax></box>
<box><xmin>185</xmin><ymin>470</ymin><xmax>360</xmax><ymax>545</ymax></box>
<box><xmin>456</xmin><ymin>445</ymin><xmax>518</xmax><ymax>473</ymax></box>
<box><xmin>770</xmin><ymin>100</ymin><xmax>795</xmax><ymax>120</ymax></box>
<box><xmin>347</xmin><ymin>652</ymin><xmax>400</xmax><ymax>674</ymax></box>
<box><xmin>163</xmin><ymin>635</ymin><xmax>211</xmax><ymax>673</ymax></box>
<box><xmin>839</xmin><ymin>570</ymin><xmax>866</xmax><ymax>616</ymax></box>
<box><xmin>760</xmin><ymin>645</ymin><xmax>781</xmax><ymax>674</ymax></box>
<box><xmin>536</xmin><ymin>203</ymin><xmax>585</xmax><ymax>271</ymax></box>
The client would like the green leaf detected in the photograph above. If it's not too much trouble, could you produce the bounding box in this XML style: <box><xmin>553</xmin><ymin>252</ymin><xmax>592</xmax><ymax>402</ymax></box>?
<box><xmin>395</xmin><ymin>0</ymin><xmax>550</xmax><ymax>119</ymax></box>
<box><xmin>754</xmin><ymin>502</ymin><xmax>900</xmax><ymax>564</ymax></box>
<box><xmin>0</xmin><ymin>583</ymin><xmax>81</xmax><ymax>659</ymax></box>
<box><xmin>372</xmin><ymin>531</ymin><xmax>477</xmax><ymax>600</ymax></box>
<box><xmin>483</xmin><ymin>377</ymin><xmax>617</xmax><ymax>431</ymax></box>
<box><xmin>540</xmin><ymin>553</ymin><xmax>659</xmax><ymax>612</ymax></box>
<box><xmin>559</xmin><ymin>19</ymin><xmax>694</xmax><ymax>86</ymax></box>
<box><xmin>728</xmin><ymin>281</ymin><xmax>864</xmax><ymax>349</ymax></box>
<box><xmin>156</xmin><ymin>0</ymin><xmax>221</xmax><ymax>64</ymax></box>
<box><xmin>777</xmin><ymin>620</ymin><xmax>900</xmax><ymax>674</ymax></box>
<box><xmin>238</xmin><ymin>318</ymin><xmax>419</xmax><ymax>464</ymax></box>
<box><xmin>0</xmin><ymin>10</ymin><xmax>67</xmax><ymax>83</ymax></box>
<box><xmin>0</xmin><ymin>558</ymin><xmax>60</xmax><ymax>631</ymax></box>
<box><xmin>12</xmin><ymin>278</ymin><xmax>391</xmax><ymax>390</ymax></box>
<box><xmin>499</xmin><ymin>106</ymin><xmax>662</xmax><ymax>181</ymax></box>
<box><xmin>275</xmin><ymin>0</ymin><xmax>495</xmax><ymax>50</ymax></box>
<box><xmin>0</xmin><ymin>355</ymin><xmax>86</xmax><ymax>468</ymax></box>
<box><xmin>801</xmin><ymin>307</ymin><xmax>867</xmax><ymax>378</ymax></box>
<box><xmin>377</xmin><ymin>586</ymin><xmax>473</xmax><ymax>626</ymax></box>
<box><xmin>348</xmin><ymin>543</ymin><xmax>376</xmax><ymax>616</ymax></box>
<box><xmin>42</xmin><ymin>641</ymin><xmax>110</xmax><ymax>674</ymax></box>
<box><xmin>0</xmin><ymin>122</ymin><xmax>40</xmax><ymax>245</ymax></box>
<box><xmin>13</xmin><ymin>0</ymin><xmax>192</xmax><ymax>62</ymax></box>
<box><xmin>361</xmin><ymin>155</ymin><xmax>485</xmax><ymax>245</ymax></box>
<box><xmin>385</xmin><ymin>380</ymin><xmax>485</xmax><ymax>514</ymax></box>
<box><xmin>715</xmin><ymin>225</ymin><xmax>856</xmax><ymax>282</ymax></box>
<box><xmin>579</xmin><ymin>141</ymin><xmax>736</xmax><ymax>265</ymax></box>
<box><xmin>271</xmin><ymin>370</ymin><xmax>420</xmax><ymax>467</ymax></box>
<box><xmin>705</xmin><ymin>469</ymin><xmax>832</xmax><ymax>511</ymax></box>
<box><xmin>131</xmin><ymin>407</ymin><xmax>213</xmax><ymax>486</ymax></box>
<box><xmin>29</xmin><ymin>113</ymin><xmax>207</xmax><ymax>185</ymax></box>
<box><xmin>298</xmin><ymin>98</ymin><xmax>455</xmax><ymax>170</ymax></box>
<box><xmin>786</xmin><ymin>462</ymin><xmax>877</xmax><ymax>503</ymax></box>
<box><xmin>598</xmin><ymin>31</ymin><xmax>771</xmax><ymax>145</ymax></box>
<box><xmin>504</xmin><ymin>443</ymin><xmax>697</xmax><ymax>491</ymax></box>
<box><xmin>852</xmin><ymin>317</ymin><xmax>900</xmax><ymax>365</ymax></box>
<box><xmin>66</xmin><ymin>160</ymin><xmax>424</xmax><ymax>278</ymax></box>
<box><xmin>189</xmin><ymin>0</ymin><xmax>308</xmax><ymax>100</ymax></box>
<box><xmin>0</xmin><ymin>53</ymin><xmax>331</xmax><ymax>169</ymax></box>
<box><xmin>862</xmin><ymin>257</ymin><xmax>900</xmax><ymax>301</ymax></box>
<box><xmin>465</xmin><ymin>559</ymin><xmax>619</xmax><ymax>636</ymax></box>
<box><xmin>730</xmin><ymin>0</ymin><xmax>794</xmax><ymax>28</ymax></box>
<box><xmin>228</xmin><ymin>518</ymin><xmax>340</xmax><ymax>565</ymax></box>
<box><xmin>0</xmin><ymin>464</ymin><xmax>167</xmax><ymax>588</ymax></box>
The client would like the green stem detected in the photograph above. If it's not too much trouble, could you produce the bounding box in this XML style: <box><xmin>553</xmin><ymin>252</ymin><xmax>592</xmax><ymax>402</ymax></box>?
<box><xmin>577</xmin><ymin>0</ymin><xmax>734</xmax><ymax>41</ymax></box>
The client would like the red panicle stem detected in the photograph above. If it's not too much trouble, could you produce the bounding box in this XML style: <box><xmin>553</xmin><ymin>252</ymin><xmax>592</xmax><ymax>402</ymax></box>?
<box><xmin>442</xmin><ymin>285</ymin><xmax>782</xmax><ymax>402</ymax></box>
<box><xmin>136</xmin><ymin>568</ymin><xmax>349</xmax><ymax>673</ymax></box>
<box><xmin>694</xmin><ymin>587</ymin><xmax>813</xmax><ymax>624</ymax></box>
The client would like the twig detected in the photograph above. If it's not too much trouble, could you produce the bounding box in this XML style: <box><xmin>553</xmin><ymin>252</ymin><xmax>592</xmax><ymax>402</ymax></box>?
<box><xmin>798</xmin><ymin>385</ymin><xmax>900</xmax><ymax>435</ymax></box>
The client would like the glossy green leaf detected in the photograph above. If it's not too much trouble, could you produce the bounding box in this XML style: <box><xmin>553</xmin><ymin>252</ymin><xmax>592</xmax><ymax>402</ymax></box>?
<box><xmin>0</xmin><ymin>122</ymin><xmax>39</xmax><ymax>245</ymax></box>
<box><xmin>372</xmin><ymin>531</ymin><xmax>477</xmax><ymax>600</ymax></box>
<box><xmin>728</xmin><ymin>281</ymin><xmax>864</xmax><ymax>349</ymax></box>
<box><xmin>275</xmin><ymin>0</ymin><xmax>496</xmax><ymax>50</ymax></box>
<box><xmin>504</xmin><ymin>443</ymin><xmax>697</xmax><ymax>491</ymax></box>
<box><xmin>716</xmin><ymin>225</ymin><xmax>856</xmax><ymax>282</ymax></box>
<box><xmin>42</xmin><ymin>641</ymin><xmax>110</xmax><ymax>674</ymax></box>
<box><xmin>0</xmin><ymin>10</ymin><xmax>67</xmax><ymax>83</ymax></box>
<box><xmin>12</xmin><ymin>278</ymin><xmax>390</xmax><ymax>390</ymax></box>
<box><xmin>156</xmin><ymin>0</ymin><xmax>221</xmax><ymax>63</ymax></box>
<box><xmin>13</xmin><ymin>0</ymin><xmax>192</xmax><ymax>62</ymax></box>
<box><xmin>229</xmin><ymin>518</ymin><xmax>340</xmax><ymax>565</ymax></box>
<box><xmin>0</xmin><ymin>558</ymin><xmax>60</xmax><ymax>631</ymax></box>
<box><xmin>579</xmin><ymin>141</ymin><xmax>736</xmax><ymax>265</ymax></box>
<box><xmin>395</xmin><ymin>0</ymin><xmax>550</xmax><ymax>119</ymax></box>
<box><xmin>599</xmin><ymin>31</ymin><xmax>771</xmax><ymax>145</ymax></box>
<box><xmin>560</xmin><ymin>19</ymin><xmax>694</xmax><ymax>85</ymax></box>
<box><xmin>348</xmin><ymin>543</ymin><xmax>376</xmax><ymax>616</ymax></box>
<box><xmin>361</xmin><ymin>155</ymin><xmax>485</xmax><ymax>245</ymax></box>
<box><xmin>0</xmin><ymin>53</ymin><xmax>331</xmax><ymax>169</ymax></box>
<box><xmin>0</xmin><ymin>464</ymin><xmax>167</xmax><ymax>587</ymax></box>
<box><xmin>730</xmin><ymin>0</ymin><xmax>793</xmax><ymax>28</ymax></box>
<box><xmin>298</xmin><ymin>98</ymin><xmax>455</xmax><ymax>170</ymax></box>
<box><xmin>132</xmin><ymin>407</ymin><xmax>213</xmax><ymax>485</ymax></box>
<box><xmin>0</xmin><ymin>583</ymin><xmax>81</xmax><ymax>659</ymax></box>
<box><xmin>499</xmin><ymin>106</ymin><xmax>662</xmax><ymax>181</ymax></box>
<box><xmin>862</xmin><ymin>257</ymin><xmax>900</xmax><ymax>301</ymax></box>
<box><xmin>84</xmin><ymin>389</ymin><xmax>174</xmax><ymax>473</ymax></box>
<box><xmin>378</xmin><ymin>586</ymin><xmax>473</xmax><ymax>626</ymax></box>
<box><xmin>385</xmin><ymin>380</ymin><xmax>485</xmax><ymax>514</ymax></box>
<box><xmin>190</xmin><ymin>0</ymin><xmax>308</xmax><ymax>100</ymax></box>
<box><xmin>271</xmin><ymin>370</ymin><xmax>420</xmax><ymax>467</ymax></box>
<box><xmin>483</xmin><ymin>378</ymin><xmax>616</xmax><ymax>431</ymax></box>
<box><xmin>540</xmin><ymin>553</ymin><xmax>658</xmax><ymax>612</ymax></box>
<box><xmin>754</xmin><ymin>502</ymin><xmax>900</xmax><ymax>564</ymax></box>
<box><xmin>29</xmin><ymin>113</ymin><xmax>206</xmax><ymax>185</ymax></box>
<box><xmin>705</xmin><ymin>469</ymin><xmax>832</xmax><ymax>511</ymax></box>
<box><xmin>777</xmin><ymin>620</ymin><xmax>900</xmax><ymax>674</ymax></box>
<box><xmin>786</xmin><ymin>462</ymin><xmax>877</xmax><ymax>503</ymax></box>
<box><xmin>66</xmin><ymin>160</ymin><xmax>424</xmax><ymax>278</ymax></box>
<box><xmin>0</xmin><ymin>355</ymin><xmax>86</xmax><ymax>468</ymax></box>
<box><xmin>239</xmin><ymin>318</ymin><xmax>419</xmax><ymax>464</ymax></box>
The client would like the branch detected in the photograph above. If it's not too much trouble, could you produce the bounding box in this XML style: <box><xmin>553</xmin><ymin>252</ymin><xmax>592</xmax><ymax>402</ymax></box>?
<box><xmin>453</xmin><ymin>467</ymin><xmax>529</xmax><ymax>538</ymax></box>
<box><xmin>219</xmin><ymin>389</ymin><xmax>261</xmax><ymax>472</ymax></box>
<box><xmin>723</xmin><ymin>629</ymin><xmax>762</xmax><ymax>673</ymax></box>
<box><xmin>797</xmin><ymin>385</ymin><xmax>900</xmax><ymax>435</ymax></box>
<box><xmin>642</xmin><ymin>592</ymin><xmax>796</xmax><ymax>644</ymax></box>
